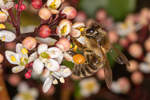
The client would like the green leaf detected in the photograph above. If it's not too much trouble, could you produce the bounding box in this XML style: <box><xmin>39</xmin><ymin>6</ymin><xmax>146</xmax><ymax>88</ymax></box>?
<box><xmin>62</xmin><ymin>60</ymin><xmax>74</xmax><ymax>69</ymax></box>
<box><xmin>106</xmin><ymin>0</ymin><xmax>136</xmax><ymax>20</ymax></box>
<box><xmin>79</xmin><ymin>0</ymin><xmax>137</xmax><ymax>20</ymax></box>
<box><xmin>79</xmin><ymin>0</ymin><xmax>107</xmax><ymax>18</ymax></box>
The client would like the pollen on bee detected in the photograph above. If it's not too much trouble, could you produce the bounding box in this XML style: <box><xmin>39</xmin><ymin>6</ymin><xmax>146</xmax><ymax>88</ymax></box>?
<box><xmin>21</xmin><ymin>48</ymin><xmax>28</xmax><ymax>54</ymax></box>
<box><xmin>73</xmin><ymin>54</ymin><xmax>86</xmax><ymax>64</ymax></box>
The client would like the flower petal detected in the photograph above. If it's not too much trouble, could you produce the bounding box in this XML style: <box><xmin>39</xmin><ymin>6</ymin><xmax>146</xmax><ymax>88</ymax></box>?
<box><xmin>59</xmin><ymin>66</ymin><xmax>72</xmax><ymax>77</ymax></box>
<box><xmin>12</xmin><ymin>66</ymin><xmax>25</xmax><ymax>73</ymax></box>
<box><xmin>0</xmin><ymin>30</ymin><xmax>16</xmax><ymax>42</ymax></box>
<box><xmin>38</xmin><ymin>44</ymin><xmax>48</xmax><ymax>54</ymax></box>
<box><xmin>5</xmin><ymin>51</ymin><xmax>20</xmax><ymax>64</ymax></box>
<box><xmin>16</xmin><ymin>43</ymin><xmax>23</xmax><ymax>53</ymax></box>
<box><xmin>48</xmin><ymin>47</ymin><xmax>63</xmax><ymax>58</ymax></box>
<box><xmin>63</xmin><ymin>52</ymin><xmax>73</xmax><ymax>62</ymax></box>
<box><xmin>46</xmin><ymin>59</ymin><xmax>59</xmax><ymax>71</ymax></box>
<box><xmin>36</xmin><ymin>37</ymin><xmax>57</xmax><ymax>46</ymax></box>
<box><xmin>47</xmin><ymin>0</ymin><xmax>61</xmax><ymax>10</ymax></box>
<box><xmin>42</xmin><ymin>77</ymin><xmax>52</xmax><ymax>93</ymax></box>
<box><xmin>54</xmin><ymin>53</ymin><xmax>63</xmax><ymax>64</ymax></box>
<box><xmin>28</xmin><ymin>52</ymin><xmax>38</xmax><ymax>63</ymax></box>
<box><xmin>57</xmin><ymin>19</ymin><xmax>72</xmax><ymax>37</ymax></box>
<box><xmin>33</xmin><ymin>59</ymin><xmax>44</xmax><ymax>74</ymax></box>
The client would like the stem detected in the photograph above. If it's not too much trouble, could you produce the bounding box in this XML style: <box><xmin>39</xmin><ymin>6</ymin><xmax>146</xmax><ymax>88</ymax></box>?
<box><xmin>16</xmin><ymin>0</ymin><xmax>24</xmax><ymax>35</ymax></box>
<box><xmin>0</xmin><ymin>68</ymin><xmax>10</xmax><ymax>100</ymax></box>
<box><xmin>8</xmin><ymin>9</ymin><xmax>17</xmax><ymax>28</ymax></box>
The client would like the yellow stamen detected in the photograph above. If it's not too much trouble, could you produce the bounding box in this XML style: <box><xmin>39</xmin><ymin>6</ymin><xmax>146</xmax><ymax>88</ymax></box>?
<box><xmin>76</xmin><ymin>27</ymin><xmax>85</xmax><ymax>32</ymax></box>
<box><xmin>70</xmin><ymin>44</ymin><xmax>73</xmax><ymax>48</ymax></box>
<box><xmin>49</xmin><ymin>0</ymin><xmax>57</xmax><ymax>9</ymax></box>
<box><xmin>10</xmin><ymin>56</ymin><xmax>16</xmax><ymax>62</ymax></box>
<box><xmin>0</xmin><ymin>11</ymin><xmax>5</xmax><ymax>14</ymax></box>
<box><xmin>21</xmin><ymin>48</ymin><xmax>28</xmax><ymax>55</ymax></box>
<box><xmin>1</xmin><ymin>36</ymin><xmax>5</xmax><ymax>41</ymax></box>
<box><xmin>79</xmin><ymin>27</ymin><xmax>85</xmax><ymax>32</ymax></box>
<box><xmin>85</xmin><ymin>82</ymin><xmax>95</xmax><ymax>91</ymax></box>
<box><xmin>20</xmin><ymin>57</ymin><xmax>24</xmax><ymax>62</ymax></box>
<box><xmin>61</xmin><ymin>25</ymin><xmax>67</xmax><ymax>35</ymax></box>
<box><xmin>0</xmin><ymin>24</ymin><xmax>6</xmax><ymax>29</ymax></box>
<box><xmin>73</xmin><ymin>45</ymin><xmax>78</xmax><ymax>52</ymax></box>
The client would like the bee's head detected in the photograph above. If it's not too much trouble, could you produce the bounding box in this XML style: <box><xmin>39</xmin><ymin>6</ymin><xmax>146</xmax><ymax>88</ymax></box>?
<box><xmin>85</xmin><ymin>24</ymin><xmax>106</xmax><ymax>39</ymax></box>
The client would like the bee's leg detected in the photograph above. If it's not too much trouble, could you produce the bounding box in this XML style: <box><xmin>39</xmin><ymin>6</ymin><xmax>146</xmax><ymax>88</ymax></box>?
<box><xmin>109</xmin><ymin>46</ymin><xmax>130</xmax><ymax>66</ymax></box>
<box><xmin>104</xmin><ymin>60</ymin><xmax>112</xmax><ymax>89</ymax></box>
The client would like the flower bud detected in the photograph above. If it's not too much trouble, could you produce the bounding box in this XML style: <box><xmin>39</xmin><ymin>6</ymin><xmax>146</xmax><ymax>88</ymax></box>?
<box><xmin>0</xmin><ymin>9</ymin><xmax>8</xmax><ymax>22</ymax></box>
<box><xmin>56</xmin><ymin>38</ymin><xmax>70</xmax><ymax>51</ymax></box>
<box><xmin>22</xmin><ymin>37</ymin><xmax>37</xmax><ymax>50</ymax></box>
<box><xmin>62</xmin><ymin>6</ymin><xmax>77</xmax><ymax>19</ymax></box>
<box><xmin>39</xmin><ymin>25</ymin><xmax>51</xmax><ymax>38</ymax></box>
<box><xmin>39</xmin><ymin>8</ymin><xmax>51</xmax><ymax>20</ymax></box>
<box><xmin>32</xmin><ymin>0</ymin><xmax>42</xmax><ymax>9</ymax></box>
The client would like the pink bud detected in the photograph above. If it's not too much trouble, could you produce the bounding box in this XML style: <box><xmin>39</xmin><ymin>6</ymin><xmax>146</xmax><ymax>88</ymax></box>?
<box><xmin>20</xmin><ymin>4</ymin><xmax>26</xmax><ymax>11</ymax></box>
<box><xmin>56</xmin><ymin>38</ymin><xmax>71</xmax><ymax>51</ymax></box>
<box><xmin>15</xmin><ymin>4</ymin><xmax>26</xmax><ymax>11</ymax></box>
<box><xmin>62</xmin><ymin>6</ymin><xmax>77</xmax><ymax>19</ymax></box>
<box><xmin>25</xmin><ymin>72</ymin><xmax>31</xmax><ymax>79</ymax></box>
<box><xmin>32</xmin><ymin>0</ymin><xmax>42</xmax><ymax>9</ymax></box>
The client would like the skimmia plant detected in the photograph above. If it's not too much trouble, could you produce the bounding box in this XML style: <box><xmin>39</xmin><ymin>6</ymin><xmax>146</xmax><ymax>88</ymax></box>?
<box><xmin>0</xmin><ymin>0</ymin><xmax>87</xmax><ymax>93</ymax></box>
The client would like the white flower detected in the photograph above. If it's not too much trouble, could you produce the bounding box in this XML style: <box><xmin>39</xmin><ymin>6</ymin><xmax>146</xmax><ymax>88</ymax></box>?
<box><xmin>46</xmin><ymin>0</ymin><xmax>62</xmax><ymax>14</ymax></box>
<box><xmin>70</xmin><ymin>22</ymin><xmax>85</xmax><ymax>37</ymax></box>
<box><xmin>110</xmin><ymin>82</ymin><xmax>121</xmax><ymax>94</ymax></box>
<box><xmin>0</xmin><ymin>30</ymin><xmax>16</xmax><ymax>42</ymax></box>
<box><xmin>42</xmin><ymin>65</ymin><xmax>72</xmax><ymax>93</ymax></box>
<box><xmin>0</xmin><ymin>0</ymin><xmax>14</xmax><ymax>9</ymax></box>
<box><xmin>0</xmin><ymin>9</ymin><xmax>9</xmax><ymax>22</ymax></box>
<box><xmin>110</xmin><ymin>78</ymin><xmax>130</xmax><ymax>94</ymax></box>
<box><xmin>5</xmin><ymin>43</ymin><xmax>37</xmax><ymax>73</ymax></box>
<box><xmin>139</xmin><ymin>62</ymin><xmax>150</xmax><ymax>73</ymax></box>
<box><xmin>56</xmin><ymin>19</ymin><xmax>72</xmax><ymax>37</ymax></box>
<box><xmin>79</xmin><ymin>78</ymin><xmax>100</xmax><ymax>97</ymax></box>
<box><xmin>36</xmin><ymin>37</ymin><xmax>57</xmax><ymax>46</ymax></box>
<box><xmin>116</xmin><ymin>22</ymin><xmax>135</xmax><ymax>36</ymax></box>
<box><xmin>33</xmin><ymin>44</ymin><xmax>63</xmax><ymax>74</ymax></box>
<box><xmin>13</xmin><ymin>82</ymin><xmax>38</xmax><ymax>100</ymax></box>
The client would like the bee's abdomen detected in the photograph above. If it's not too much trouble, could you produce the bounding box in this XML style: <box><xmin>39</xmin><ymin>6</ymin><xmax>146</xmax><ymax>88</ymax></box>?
<box><xmin>72</xmin><ymin>63</ymin><xmax>99</xmax><ymax>78</ymax></box>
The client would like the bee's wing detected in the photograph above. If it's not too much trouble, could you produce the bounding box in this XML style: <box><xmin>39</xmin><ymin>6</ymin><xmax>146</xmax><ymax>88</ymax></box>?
<box><xmin>104</xmin><ymin>60</ymin><xmax>112</xmax><ymax>89</ymax></box>
<box><xmin>109</xmin><ymin>46</ymin><xmax>130</xmax><ymax>66</ymax></box>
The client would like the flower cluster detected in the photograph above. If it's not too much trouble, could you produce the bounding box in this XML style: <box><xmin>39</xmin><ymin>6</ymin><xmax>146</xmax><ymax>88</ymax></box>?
<box><xmin>1</xmin><ymin>0</ymin><xmax>86</xmax><ymax>93</ymax></box>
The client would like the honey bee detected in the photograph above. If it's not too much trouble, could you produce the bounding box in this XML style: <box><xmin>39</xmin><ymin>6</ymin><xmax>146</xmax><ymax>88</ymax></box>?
<box><xmin>70</xmin><ymin>24</ymin><xmax>129</xmax><ymax>88</ymax></box>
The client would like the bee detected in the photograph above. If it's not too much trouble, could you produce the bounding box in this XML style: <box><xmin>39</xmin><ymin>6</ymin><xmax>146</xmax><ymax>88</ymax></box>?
<box><xmin>70</xmin><ymin>24</ymin><xmax>129</xmax><ymax>88</ymax></box>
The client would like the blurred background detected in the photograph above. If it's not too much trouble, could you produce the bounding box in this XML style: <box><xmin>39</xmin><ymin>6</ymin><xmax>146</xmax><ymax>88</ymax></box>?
<box><xmin>4</xmin><ymin>0</ymin><xmax>150</xmax><ymax>100</ymax></box>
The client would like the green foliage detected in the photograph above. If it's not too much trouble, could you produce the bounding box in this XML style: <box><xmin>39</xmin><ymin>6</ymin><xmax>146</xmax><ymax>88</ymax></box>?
<box><xmin>74</xmin><ymin>80</ymin><xmax>81</xmax><ymax>99</ymax></box>
<box><xmin>62</xmin><ymin>60</ymin><xmax>74</xmax><ymax>69</ymax></box>
<box><xmin>79</xmin><ymin>0</ymin><xmax>136</xmax><ymax>20</ymax></box>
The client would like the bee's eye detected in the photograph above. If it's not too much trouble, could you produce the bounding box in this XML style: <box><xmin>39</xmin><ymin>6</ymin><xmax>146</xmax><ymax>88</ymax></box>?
<box><xmin>86</xmin><ymin>28</ymin><xmax>95</xmax><ymax>33</ymax></box>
